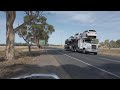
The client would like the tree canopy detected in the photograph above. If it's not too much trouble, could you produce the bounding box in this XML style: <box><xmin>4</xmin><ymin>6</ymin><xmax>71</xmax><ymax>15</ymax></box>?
<box><xmin>16</xmin><ymin>12</ymin><xmax>55</xmax><ymax>51</ymax></box>
<box><xmin>99</xmin><ymin>39</ymin><xmax>120</xmax><ymax>48</ymax></box>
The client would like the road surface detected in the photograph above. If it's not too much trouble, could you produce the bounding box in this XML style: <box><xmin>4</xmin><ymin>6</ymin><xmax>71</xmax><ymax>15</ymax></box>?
<box><xmin>45</xmin><ymin>46</ymin><xmax>120</xmax><ymax>79</ymax></box>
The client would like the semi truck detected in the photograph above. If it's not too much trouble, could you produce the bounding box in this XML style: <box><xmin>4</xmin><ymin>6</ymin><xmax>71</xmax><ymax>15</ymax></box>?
<box><xmin>64</xmin><ymin>30</ymin><xmax>99</xmax><ymax>55</ymax></box>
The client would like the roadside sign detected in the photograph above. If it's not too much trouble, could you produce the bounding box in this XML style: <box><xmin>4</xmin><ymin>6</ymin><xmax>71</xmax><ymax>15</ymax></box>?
<box><xmin>39</xmin><ymin>40</ymin><xmax>45</xmax><ymax>46</ymax></box>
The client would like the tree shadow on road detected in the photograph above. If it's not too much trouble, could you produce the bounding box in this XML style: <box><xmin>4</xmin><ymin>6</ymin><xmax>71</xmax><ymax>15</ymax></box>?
<box><xmin>1</xmin><ymin>62</ymin><xmax>120</xmax><ymax>79</ymax></box>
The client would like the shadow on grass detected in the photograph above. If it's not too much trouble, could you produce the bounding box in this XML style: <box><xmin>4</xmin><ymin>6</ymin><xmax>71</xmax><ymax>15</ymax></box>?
<box><xmin>0</xmin><ymin>57</ymin><xmax>6</xmax><ymax>62</ymax></box>
<box><xmin>15</xmin><ymin>51</ymin><xmax>42</xmax><ymax>59</ymax></box>
<box><xmin>15</xmin><ymin>48</ymin><xmax>64</xmax><ymax>59</ymax></box>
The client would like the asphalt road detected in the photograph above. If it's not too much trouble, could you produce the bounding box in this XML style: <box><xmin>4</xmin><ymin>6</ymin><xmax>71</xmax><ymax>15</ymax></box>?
<box><xmin>46</xmin><ymin>47</ymin><xmax>120</xmax><ymax>79</ymax></box>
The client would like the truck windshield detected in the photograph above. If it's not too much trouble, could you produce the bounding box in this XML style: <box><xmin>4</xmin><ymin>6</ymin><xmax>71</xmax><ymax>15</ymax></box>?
<box><xmin>91</xmin><ymin>39</ymin><xmax>98</xmax><ymax>44</ymax></box>
<box><xmin>85</xmin><ymin>38</ymin><xmax>98</xmax><ymax>44</ymax></box>
<box><xmin>85</xmin><ymin>39</ymin><xmax>91</xmax><ymax>43</ymax></box>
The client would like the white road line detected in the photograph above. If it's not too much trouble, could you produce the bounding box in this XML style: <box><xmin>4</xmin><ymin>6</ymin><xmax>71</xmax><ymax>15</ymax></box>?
<box><xmin>98</xmin><ymin>57</ymin><xmax>120</xmax><ymax>63</ymax></box>
<box><xmin>64</xmin><ymin>49</ymin><xmax>120</xmax><ymax>63</ymax></box>
<box><xmin>52</xmin><ymin>49</ymin><xmax>120</xmax><ymax>63</ymax></box>
<box><xmin>56</xmin><ymin>50</ymin><xmax>120</xmax><ymax>78</ymax></box>
<box><xmin>82</xmin><ymin>54</ymin><xmax>120</xmax><ymax>63</ymax></box>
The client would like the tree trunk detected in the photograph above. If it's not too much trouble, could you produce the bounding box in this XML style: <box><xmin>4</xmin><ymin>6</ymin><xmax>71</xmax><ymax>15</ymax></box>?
<box><xmin>21</xmin><ymin>35</ymin><xmax>31</xmax><ymax>52</ymax></box>
<box><xmin>28</xmin><ymin>42</ymin><xmax>31</xmax><ymax>52</ymax></box>
<box><xmin>37</xmin><ymin>39</ymin><xmax>42</xmax><ymax>49</ymax></box>
<box><xmin>5</xmin><ymin>11</ymin><xmax>16</xmax><ymax>60</ymax></box>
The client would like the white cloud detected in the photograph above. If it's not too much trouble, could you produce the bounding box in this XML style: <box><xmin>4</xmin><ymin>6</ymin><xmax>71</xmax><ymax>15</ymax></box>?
<box><xmin>50</xmin><ymin>11</ymin><xmax>95</xmax><ymax>24</ymax></box>
<box><xmin>71</xmin><ymin>14</ymin><xmax>95</xmax><ymax>23</ymax></box>
<box><xmin>50</xmin><ymin>11</ymin><xmax>76</xmax><ymax>16</ymax></box>
<box><xmin>50</xmin><ymin>11</ymin><xmax>120</xmax><ymax>25</ymax></box>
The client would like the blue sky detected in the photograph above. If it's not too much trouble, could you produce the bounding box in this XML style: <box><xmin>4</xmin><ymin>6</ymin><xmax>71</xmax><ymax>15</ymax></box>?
<box><xmin>0</xmin><ymin>11</ymin><xmax>120</xmax><ymax>45</ymax></box>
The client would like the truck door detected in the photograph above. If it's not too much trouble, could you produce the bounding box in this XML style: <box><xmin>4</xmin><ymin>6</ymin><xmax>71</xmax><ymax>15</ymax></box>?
<box><xmin>78</xmin><ymin>39</ymin><xmax>83</xmax><ymax>49</ymax></box>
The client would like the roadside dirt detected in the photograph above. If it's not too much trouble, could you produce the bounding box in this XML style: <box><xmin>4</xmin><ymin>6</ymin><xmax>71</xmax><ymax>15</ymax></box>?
<box><xmin>0</xmin><ymin>46</ymin><xmax>71</xmax><ymax>79</ymax></box>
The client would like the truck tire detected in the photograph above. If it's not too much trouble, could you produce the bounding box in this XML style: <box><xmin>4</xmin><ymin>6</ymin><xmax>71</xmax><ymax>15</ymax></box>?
<box><xmin>74</xmin><ymin>47</ymin><xmax>77</xmax><ymax>52</ymax></box>
<box><xmin>82</xmin><ymin>49</ymin><xmax>86</xmax><ymax>54</ymax></box>
<box><xmin>74</xmin><ymin>49</ymin><xmax>77</xmax><ymax>52</ymax></box>
<box><xmin>94</xmin><ymin>52</ymin><xmax>97</xmax><ymax>55</ymax></box>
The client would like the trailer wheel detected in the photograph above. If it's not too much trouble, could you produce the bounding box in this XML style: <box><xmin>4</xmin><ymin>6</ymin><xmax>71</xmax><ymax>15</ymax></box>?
<box><xmin>74</xmin><ymin>49</ymin><xmax>77</xmax><ymax>52</ymax></box>
<box><xmin>82</xmin><ymin>49</ymin><xmax>86</xmax><ymax>54</ymax></box>
<box><xmin>94</xmin><ymin>52</ymin><xmax>97</xmax><ymax>55</ymax></box>
<box><xmin>74</xmin><ymin>47</ymin><xmax>77</xmax><ymax>52</ymax></box>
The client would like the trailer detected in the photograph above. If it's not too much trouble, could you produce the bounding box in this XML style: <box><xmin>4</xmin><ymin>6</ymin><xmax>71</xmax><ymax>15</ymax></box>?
<box><xmin>64</xmin><ymin>30</ymin><xmax>98</xmax><ymax>55</ymax></box>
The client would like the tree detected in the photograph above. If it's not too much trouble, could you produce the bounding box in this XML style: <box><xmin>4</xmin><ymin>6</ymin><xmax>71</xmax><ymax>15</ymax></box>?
<box><xmin>30</xmin><ymin>16</ymin><xmax>55</xmax><ymax>48</ymax></box>
<box><xmin>104</xmin><ymin>39</ymin><xmax>110</xmax><ymax>49</ymax></box>
<box><xmin>99</xmin><ymin>42</ymin><xmax>104</xmax><ymax>48</ymax></box>
<box><xmin>16</xmin><ymin>13</ymin><xmax>55</xmax><ymax>51</ymax></box>
<box><xmin>116</xmin><ymin>39</ymin><xmax>120</xmax><ymax>48</ymax></box>
<box><xmin>15</xmin><ymin>11</ymin><xmax>43</xmax><ymax>52</ymax></box>
<box><xmin>5</xmin><ymin>11</ymin><xmax>16</xmax><ymax>60</ymax></box>
<box><xmin>14</xmin><ymin>11</ymin><xmax>43</xmax><ymax>33</ymax></box>
<box><xmin>16</xmin><ymin>25</ymin><xmax>33</xmax><ymax>52</ymax></box>
<box><xmin>4</xmin><ymin>11</ymin><xmax>43</xmax><ymax>60</ymax></box>
<box><xmin>33</xmin><ymin>23</ymin><xmax>55</xmax><ymax>47</ymax></box>
<box><xmin>109</xmin><ymin>40</ymin><xmax>116</xmax><ymax>48</ymax></box>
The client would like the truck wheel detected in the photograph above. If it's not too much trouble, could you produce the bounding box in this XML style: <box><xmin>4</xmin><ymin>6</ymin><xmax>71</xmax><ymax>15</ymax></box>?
<box><xmin>74</xmin><ymin>49</ymin><xmax>77</xmax><ymax>52</ymax></box>
<box><xmin>82</xmin><ymin>49</ymin><xmax>86</xmax><ymax>54</ymax></box>
<box><xmin>74</xmin><ymin>47</ymin><xmax>77</xmax><ymax>52</ymax></box>
<box><xmin>94</xmin><ymin>52</ymin><xmax>97</xmax><ymax>55</ymax></box>
<box><xmin>73</xmin><ymin>49</ymin><xmax>76</xmax><ymax>52</ymax></box>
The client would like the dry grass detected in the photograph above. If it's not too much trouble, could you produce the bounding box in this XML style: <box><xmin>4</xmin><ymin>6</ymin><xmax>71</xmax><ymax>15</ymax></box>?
<box><xmin>0</xmin><ymin>46</ymin><xmax>43</xmax><ymax>78</ymax></box>
<box><xmin>0</xmin><ymin>57</ymin><xmax>33</xmax><ymax>78</ymax></box>
<box><xmin>98</xmin><ymin>48</ymin><xmax>120</xmax><ymax>57</ymax></box>
<box><xmin>0</xmin><ymin>46</ymin><xmax>40</xmax><ymax>56</ymax></box>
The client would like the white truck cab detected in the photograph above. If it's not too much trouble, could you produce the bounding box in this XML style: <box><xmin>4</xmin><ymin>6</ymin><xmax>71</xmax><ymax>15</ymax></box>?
<box><xmin>78</xmin><ymin>38</ymin><xmax>98</xmax><ymax>54</ymax></box>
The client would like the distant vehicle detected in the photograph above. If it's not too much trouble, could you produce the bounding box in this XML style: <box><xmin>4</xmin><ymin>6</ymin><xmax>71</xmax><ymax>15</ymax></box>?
<box><xmin>64</xmin><ymin>30</ymin><xmax>98</xmax><ymax>55</ymax></box>
<box><xmin>68</xmin><ymin>36</ymin><xmax>74</xmax><ymax>42</ymax></box>
<box><xmin>74</xmin><ymin>33</ymin><xmax>82</xmax><ymax>40</ymax></box>
<box><xmin>82</xmin><ymin>30</ymin><xmax>97</xmax><ymax>38</ymax></box>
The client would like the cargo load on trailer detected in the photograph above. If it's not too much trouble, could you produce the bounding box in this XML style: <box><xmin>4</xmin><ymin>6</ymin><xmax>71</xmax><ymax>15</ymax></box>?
<box><xmin>64</xmin><ymin>30</ymin><xmax>99</xmax><ymax>55</ymax></box>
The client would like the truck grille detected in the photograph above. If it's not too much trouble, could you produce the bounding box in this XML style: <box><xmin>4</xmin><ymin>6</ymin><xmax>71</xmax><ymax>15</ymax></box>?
<box><xmin>92</xmin><ymin>45</ymin><xmax>96</xmax><ymax>49</ymax></box>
